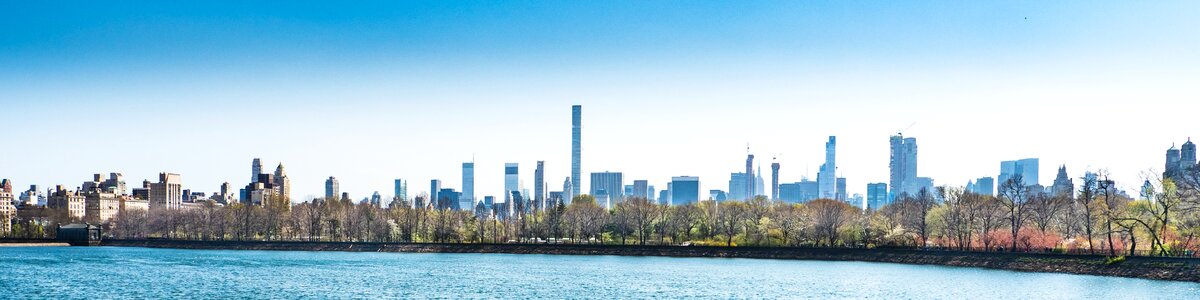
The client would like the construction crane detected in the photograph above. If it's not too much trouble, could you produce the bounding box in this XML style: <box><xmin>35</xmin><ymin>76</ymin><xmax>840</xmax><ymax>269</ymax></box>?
<box><xmin>897</xmin><ymin>121</ymin><xmax>912</xmax><ymax>136</ymax></box>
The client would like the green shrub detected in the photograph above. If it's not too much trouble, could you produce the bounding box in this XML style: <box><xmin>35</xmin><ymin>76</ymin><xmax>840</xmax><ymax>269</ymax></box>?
<box><xmin>1104</xmin><ymin>256</ymin><xmax>1126</xmax><ymax>265</ymax></box>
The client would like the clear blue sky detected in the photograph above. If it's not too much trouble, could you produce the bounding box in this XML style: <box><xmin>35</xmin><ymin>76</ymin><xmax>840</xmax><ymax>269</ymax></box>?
<box><xmin>2</xmin><ymin>1</ymin><xmax>1197</xmax><ymax>200</ymax></box>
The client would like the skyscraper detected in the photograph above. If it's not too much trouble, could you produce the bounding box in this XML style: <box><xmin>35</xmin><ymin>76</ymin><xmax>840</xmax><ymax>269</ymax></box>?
<box><xmin>818</xmin><ymin>136</ymin><xmax>837</xmax><ymax>199</ymax></box>
<box><xmin>430</xmin><ymin>179</ymin><xmax>443</xmax><ymax>208</ymax></box>
<box><xmin>1183</xmin><ymin>138</ymin><xmax>1197</xmax><ymax>168</ymax></box>
<box><xmin>745</xmin><ymin>153</ymin><xmax>754</xmax><ymax>200</ymax></box>
<box><xmin>999</xmin><ymin>158</ymin><xmax>1039</xmax><ymax>187</ymax></box>
<box><xmin>505</xmin><ymin>163</ymin><xmax>518</xmax><ymax>207</ymax></box>
<box><xmin>889</xmin><ymin>134</ymin><xmax>918</xmax><ymax>200</ymax></box>
<box><xmin>534</xmin><ymin>161</ymin><xmax>545</xmax><ymax>207</ymax></box>
<box><xmin>274</xmin><ymin>164</ymin><xmax>290</xmax><ymax>203</ymax></box>
<box><xmin>728</xmin><ymin>172</ymin><xmax>750</xmax><ymax>200</ymax></box>
<box><xmin>836</xmin><ymin>177</ymin><xmax>847</xmax><ymax>201</ymax></box>
<box><xmin>370</xmin><ymin>192</ymin><xmax>382</xmax><ymax>206</ymax></box>
<box><xmin>1051</xmin><ymin>165</ymin><xmax>1074</xmax><ymax>198</ymax></box>
<box><xmin>670</xmin><ymin>176</ymin><xmax>700</xmax><ymax>205</ymax></box>
<box><xmin>1166</xmin><ymin>144</ymin><xmax>1184</xmax><ymax>179</ymax></box>
<box><xmin>149</xmin><ymin>173</ymin><xmax>182</xmax><ymax>211</ymax></box>
<box><xmin>770</xmin><ymin>161</ymin><xmax>780</xmax><ymax>201</ymax></box>
<box><xmin>1166</xmin><ymin>139</ymin><xmax>1197</xmax><ymax>180</ymax></box>
<box><xmin>394</xmin><ymin>179</ymin><xmax>407</xmax><ymax>203</ymax></box>
<box><xmin>632</xmin><ymin>180</ymin><xmax>649</xmax><ymax>199</ymax></box>
<box><xmin>462</xmin><ymin>162</ymin><xmax>475</xmax><ymax>210</ymax></box>
<box><xmin>562</xmin><ymin>177</ymin><xmax>573</xmax><ymax>205</ymax></box>
<box><xmin>970</xmin><ymin>177</ymin><xmax>995</xmax><ymax>196</ymax></box>
<box><xmin>866</xmin><ymin>183</ymin><xmax>888</xmax><ymax>210</ymax></box>
<box><xmin>571</xmin><ymin>105</ymin><xmax>582</xmax><ymax>199</ymax></box>
<box><xmin>589</xmin><ymin>171</ymin><xmax>623</xmax><ymax>208</ymax></box>
<box><xmin>325</xmin><ymin>176</ymin><xmax>339</xmax><ymax>200</ymax></box>
<box><xmin>755</xmin><ymin>167</ymin><xmax>765</xmax><ymax>197</ymax></box>
<box><xmin>251</xmin><ymin>158</ymin><xmax>262</xmax><ymax>183</ymax></box>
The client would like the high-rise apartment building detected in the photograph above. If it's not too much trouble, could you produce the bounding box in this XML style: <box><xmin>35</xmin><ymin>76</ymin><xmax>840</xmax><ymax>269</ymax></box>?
<box><xmin>779</xmin><ymin>179</ymin><xmax>820</xmax><ymax>203</ymax></box>
<box><xmin>836</xmin><ymin>177</ymin><xmax>847</xmax><ymax>201</ymax></box>
<box><xmin>745</xmin><ymin>154</ymin><xmax>754</xmax><ymax>200</ymax></box>
<box><xmin>504</xmin><ymin>163</ymin><xmax>518</xmax><ymax>204</ymax></box>
<box><xmin>394</xmin><ymin>179</ymin><xmax>407</xmax><ymax>202</ymax></box>
<box><xmin>562</xmin><ymin>177</ymin><xmax>573</xmax><ymax>205</ymax></box>
<box><xmin>632</xmin><ymin>180</ymin><xmax>649</xmax><ymax>199</ymax></box>
<box><xmin>968</xmin><ymin>177</ymin><xmax>995</xmax><ymax>196</ymax></box>
<box><xmin>534</xmin><ymin>161</ymin><xmax>545</xmax><ymax>208</ymax></box>
<box><xmin>1183</xmin><ymin>139</ymin><xmax>1197</xmax><ymax>168</ymax></box>
<box><xmin>251</xmin><ymin>158</ymin><xmax>262</xmax><ymax>183</ymax></box>
<box><xmin>1165</xmin><ymin>139</ymin><xmax>1197</xmax><ymax>180</ymax></box>
<box><xmin>150</xmin><ymin>173</ymin><xmax>182</xmax><ymax>211</ymax></box>
<box><xmin>462</xmin><ymin>162</ymin><xmax>475</xmax><ymax>210</ymax></box>
<box><xmin>770</xmin><ymin>161</ymin><xmax>780</xmax><ymax>201</ymax></box>
<box><xmin>430</xmin><ymin>179</ymin><xmax>442</xmax><ymax>208</ymax></box>
<box><xmin>728</xmin><ymin>172</ymin><xmax>750</xmax><ymax>201</ymax></box>
<box><xmin>889</xmin><ymin>134</ymin><xmax>919</xmax><ymax>200</ymax></box>
<box><xmin>325</xmin><ymin>176</ymin><xmax>339</xmax><ymax>200</ymax></box>
<box><xmin>590</xmin><ymin>172</ymin><xmax>623</xmax><ymax>208</ymax></box>
<box><xmin>867</xmin><ymin>183</ymin><xmax>888</xmax><ymax>210</ymax></box>
<box><xmin>571</xmin><ymin>105</ymin><xmax>582</xmax><ymax>198</ymax></box>
<box><xmin>999</xmin><ymin>158</ymin><xmax>1040</xmax><ymax>187</ymax></box>
<box><xmin>818</xmin><ymin>136</ymin><xmax>837</xmax><ymax>199</ymax></box>
<box><xmin>670</xmin><ymin>176</ymin><xmax>700</xmax><ymax>205</ymax></box>
<box><xmin>1051</xmin><ymin>166</ymin><xmax>1074</xmax><ymax>198</ymax></box>
<box><xmin>709</xmin><ymin>190</ymin><xmax>727</xmax><ymax>201</ymax></box>
<box><xmin>273</xmin><ymin>164</ymin><xmax>290</xmax><ymax>202</ymax></box>
<box><xmin>48</xmin><ymin>185</ymin><xmax>85</xmax><ymax>220</ymax></box>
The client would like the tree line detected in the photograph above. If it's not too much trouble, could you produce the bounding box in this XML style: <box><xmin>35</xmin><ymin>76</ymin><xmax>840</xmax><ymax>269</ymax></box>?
<box><xmin>7</xmin><ymin>170</ymin><xmax>1200</xmax><ymax>257</ymax></box>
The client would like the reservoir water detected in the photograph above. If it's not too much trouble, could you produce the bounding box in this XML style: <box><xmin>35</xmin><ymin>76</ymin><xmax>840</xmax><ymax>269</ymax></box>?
<box><xmin>1</xmin><ymin>246</ymin><xmax>1197</xmax><ymax>299</ymax></box>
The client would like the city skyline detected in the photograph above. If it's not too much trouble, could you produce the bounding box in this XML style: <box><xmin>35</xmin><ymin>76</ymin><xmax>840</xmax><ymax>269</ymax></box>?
<box><xmin>3</xmin><ymin>2</ymin><xmax>1199</xmax><ymax>201</ymax></box>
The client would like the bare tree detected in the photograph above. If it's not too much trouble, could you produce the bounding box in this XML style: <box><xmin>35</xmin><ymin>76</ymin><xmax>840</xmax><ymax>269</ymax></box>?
<box><xmin>772</xmin><ymin>202</ymin><xmax>806</xmax><ymax>246</ymax></box>
<box><xmin>613</xmin><ymin>197</ymin><xmax>658</xmax><ymax>245</ymax></box>
<box><xmin>1027</xmin><ymin>193</ymin><xmax>1067</xmax><ymax>243</ymax></box>
<box><xmin>808</xmin><ymin>199</ymin><xmax>853</xmax><ymax>247</ymax></box>
<box><xmin>939</xmin><ymin>187</ymin><xmax>976</xmax><ymax>250</ymax></box>
<box><xmin>715</xmin><ymin>201</ymin><xmax>747</xmax><ymax>246</ymax></box>
<box><xmin>998</xmin><ymin>175</ymin><xmax>1030</xmax><ymax>251</ymax></box>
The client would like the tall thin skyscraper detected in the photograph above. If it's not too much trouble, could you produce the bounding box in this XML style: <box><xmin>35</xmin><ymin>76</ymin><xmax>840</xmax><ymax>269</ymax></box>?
<box><xmin>251</xmin><ymin>158</ymin><xmax>262</xmax><ymax>183</ymax></box>
<box><xmin>889</xmin><ymin>134</ymin><xmax>918</xmax><ymax>200</ymax></box>
<box><xmin>325</xmin><ymin>176</ymin><xmax>339</xmax><ymax>200</ymax></box>
<box><xmin>818</xmin><ymin>136</ymin><xmax>837</xmax><ymax>199</ymax></box>
<box><xmin>534</xmin><ymin>161</ymin><xmax>545</xmax><ymax>207</ymax></box>
<box><xmin>462</xmin><ymin>162</ymin><xmax>475</xmax><ymax>209</ymax></box>
<box><xmin>571</xmin><ymin>105</ymin><xmax>582</xmax><ymax>199</ymax></box>
<box><xmin>745</xmin><ymin>153</ymin><xmax>754</xmax><ymax>199</ymax></box>
<box><xmin>770</xmin><ymin>161</ymin><xmax>780</xmax><ymax>201</ymax></box>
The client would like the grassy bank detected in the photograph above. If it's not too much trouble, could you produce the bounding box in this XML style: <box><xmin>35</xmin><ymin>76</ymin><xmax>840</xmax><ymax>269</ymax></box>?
<box><xmin>96</xmin><ymin>239</ymin><xmax>1200</xmax><ymax>283</ymax></box>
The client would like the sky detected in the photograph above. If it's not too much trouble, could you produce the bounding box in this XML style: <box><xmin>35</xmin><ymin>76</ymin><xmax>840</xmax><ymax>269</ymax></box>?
<box><xmin>2</xmin><ymin>1</ymin><xmax>1198</xmax><ymax>201</ymax></box>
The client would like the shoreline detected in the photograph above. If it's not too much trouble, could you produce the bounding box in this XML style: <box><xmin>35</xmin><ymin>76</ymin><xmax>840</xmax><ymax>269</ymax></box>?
<box><xmin>90</xmin><ymin>239</ymin><xmax>1200</xmax><ymax>283</ymax></box>
<box><xmin>0</xmin><ymin>242</ymin><xmax>71</xmax><ymax>247</ymax></box>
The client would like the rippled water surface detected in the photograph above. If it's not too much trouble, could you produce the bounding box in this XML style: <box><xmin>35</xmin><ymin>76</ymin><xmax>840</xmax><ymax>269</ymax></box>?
<box><xmin>1</xmin><ymin>246</ymin><xmax>1197</xmax><ymax>299</ymax></box>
